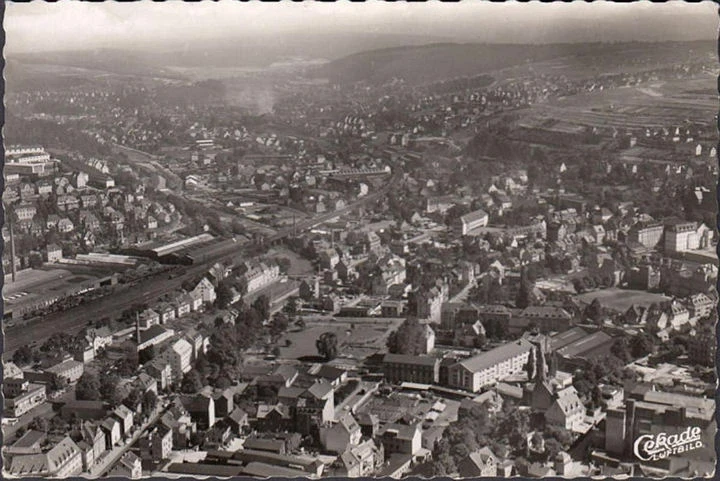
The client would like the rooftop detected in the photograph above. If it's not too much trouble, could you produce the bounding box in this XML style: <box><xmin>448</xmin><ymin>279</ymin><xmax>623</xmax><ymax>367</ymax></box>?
<box><xmin>383</xmin><ymin>353</ymin><xmax>439</xmax><ymax>367</ymax></box>
<box><xmin>457</xmin><ymin>339</ymin><xmax>533</xmax><ymax>373</ymax></box>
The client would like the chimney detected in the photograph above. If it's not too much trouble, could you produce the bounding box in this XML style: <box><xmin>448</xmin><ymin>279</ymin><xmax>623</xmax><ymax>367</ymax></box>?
<box><xmin>9</xmin><ymin>215</ymin><xmax>17</xmax><ymax>282</ymax></box>
<box><xmin>136</xmin><ymin>312</ymin><xmax>141</xmax><ymax>345</ymax></box>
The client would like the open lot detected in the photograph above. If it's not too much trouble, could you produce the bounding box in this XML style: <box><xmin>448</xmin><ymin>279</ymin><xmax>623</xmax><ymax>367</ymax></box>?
<box><xmin>266</xmin><ymin>246</ymin><xmax>314</xmax><ymax>276</ymax></box>
<box><xmin>276</xmin><ymin>317</ymin><xmax>405</xmax><ymax>360</ymax></box>
<box><xmin>577</xmin><ymin>288</ymin><xmax>670</xmax><ymax>312</ymax></box>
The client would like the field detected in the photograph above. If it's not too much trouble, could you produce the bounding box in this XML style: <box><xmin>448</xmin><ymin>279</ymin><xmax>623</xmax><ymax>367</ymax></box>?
<box><xmin>276</xmin><ymin>318</ymin><xmax>405</xmax><ymax>360</ymax></box>
<box><xmin>577</xmin><ymin>288</ymin><xmax>670</xmax><ymax>312</ymax></box>
<box><xmin>522</xmin><ymin>75</ymin><xmax>716</xmax><ymax>130</ymax></box>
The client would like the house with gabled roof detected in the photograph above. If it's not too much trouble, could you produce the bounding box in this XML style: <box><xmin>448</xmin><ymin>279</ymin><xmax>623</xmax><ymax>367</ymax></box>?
<box><xmin>338</xmin><ymin>439</ymin><xmax>384</xmax><ymax>478</ymax></box>
<box><xmin>113</xmin><ymin>404</ymin><xmax>135</xmax><ymax>438</ymax></box>
<box><xmin>320</xmin><ymin>412</ymin><xmax>362</xmax><ymax>453</ymax></box>
<box><xmin>100</xmin><ymin>417</ymin><xmax>122</xmax><ymax>447</ymax></box>
<box><xmin>7</xmin><ymin>436</ymin><xmax>83</xmax><ymax>478</ymax></box>
<box><xmin>458</xmin><ymin>447</ymin><xmax>499</xmax><ymax>477</ymax></box>
<box><xmin>108</xmin><ymin>451</ymin><xmax>141</xmax><ymax>479</ymax></box>
<box><xmin>545</xmin><ymin>385</ymin><xmax>584</xmax><ymax>431</ymax></box>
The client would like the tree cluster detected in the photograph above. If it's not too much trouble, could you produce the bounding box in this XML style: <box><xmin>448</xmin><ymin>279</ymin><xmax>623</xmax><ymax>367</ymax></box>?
<box><xmin>386</xmin><ymin>318</ymin><xmax>429</xmax><ymax>356</ymax></box>
<box><xmin>432</xmin><ymin>400</ymin><xmax>530</xmax><ymax>476</ymax></box>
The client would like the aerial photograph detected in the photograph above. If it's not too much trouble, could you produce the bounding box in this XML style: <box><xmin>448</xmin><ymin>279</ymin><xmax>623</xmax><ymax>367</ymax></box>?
<box><xmin>1</xmin><ymin>1</ymin><xmax>717</xmax><ymax>479</ymax></box>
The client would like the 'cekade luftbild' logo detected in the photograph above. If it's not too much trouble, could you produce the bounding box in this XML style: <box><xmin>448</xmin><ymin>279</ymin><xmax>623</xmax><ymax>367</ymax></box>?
<box><xmin>633</xmin><ymin>427</ymin><xmax>703</xmax><ymax>461</ymax></box>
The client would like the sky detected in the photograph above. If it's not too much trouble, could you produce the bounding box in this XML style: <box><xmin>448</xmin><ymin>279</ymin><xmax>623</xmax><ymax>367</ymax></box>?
<box><xmin>5</xmin><ymin>1</ymin><xmax>718</xmax><ymax>54</ymax></box>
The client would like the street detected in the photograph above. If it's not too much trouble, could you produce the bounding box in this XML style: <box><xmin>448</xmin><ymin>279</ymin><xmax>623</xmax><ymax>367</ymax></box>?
<box><xmin>91</xmin><ymin>403</ymin><xmax>166</xmax><ymax>477</ymax></box>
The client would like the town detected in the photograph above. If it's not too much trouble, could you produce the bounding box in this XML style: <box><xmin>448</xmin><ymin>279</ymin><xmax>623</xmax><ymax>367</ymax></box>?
<box><xmin>2</xmin><ymin>5</ymin><xmax>718</xmax><ymax>480</ymax></box>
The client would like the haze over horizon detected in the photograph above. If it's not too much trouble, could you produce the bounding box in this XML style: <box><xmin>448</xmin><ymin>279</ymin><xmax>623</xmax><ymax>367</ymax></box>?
<box><xmin>5</xmin><ymin>1</ymin><xmax>717</xmax><ymax>58</ymax></box>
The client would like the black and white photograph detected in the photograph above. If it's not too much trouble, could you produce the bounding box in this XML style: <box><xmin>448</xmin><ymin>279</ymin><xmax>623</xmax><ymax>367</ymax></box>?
<box><xmin>1</xmin><ymin>1</ymin><xmax>718</xmax><ymax>478</ymax></box>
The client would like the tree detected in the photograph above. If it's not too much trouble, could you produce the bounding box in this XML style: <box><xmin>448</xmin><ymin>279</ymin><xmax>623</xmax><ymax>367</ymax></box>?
<box><xmin>544</xmin><ymin>437</ymin><xmax>564</xmax><ymax>461</ymax></box>
<box><xmin>49</xmin><ymin>416</ymin><xmax>69</xmax><ymax>435</ymax></box>
<box><xmin>142</xmin><ymin>390</ymin><xmax>158</xmax><ymax>413</ymax></box>
<box><xmin>12</xmin><ymin>345</ymin><xmax>36</xmax><ymax>366</ymax></box>
<box><xmin>215</xmin><ymin>280</ymin><xmax>235</xmax><ymax>309</ymax></box>
<box><xmin>29</xmin><ymin>416</ymin><xmax>50</xmax><ymax>434</ymax></box>
<box><xmin>316</xmin><ymin>331</ymin><xmax>339</xmax><ymax>361</ymax></box>
<box><xmin>270</xmin><ymin>312</ymin><xmax>289</xmax><ymax>339</ymax></box>
<box><xmin>76</xmin><ymin>372</ymin><xmax>101</xmax><ymax>401</ymax></box>
<box><xmin>630</xmin><ymin>334</ymin><xmax>655</xmax><ymax>359</ymax></box>
<box><xmin>386</xmin><ymin>318</ymin><xmax>428</xmax><ymax>355</ymax></box>
<box><xmin>115</xmin><ymin>357</ymin><xmax>138</xmax><ymax>377</ymax></box>
<box><xmin>473</xmin><ymin>332</ymin><xmax>487</xmax><ymax>349</ymax></box>
<box><xmin>284</xmin><ymin>297</ymin><xmax>298</xmax><ymax>316</ymax></box>
<box><xmin>123</xmin><ymin>387</ymin><xmax>143</xmax><ymax>411</ymax></box>
<box><xmin>138</xmin><ymin>345</ymin><xmax>156</xmax><ymax>365</ymax></box>
<box><xmin>181</xmin><ymin>369</ymin><xmax>204</xmax><ymax>394</ymax></box>
<box><xmin>525</xmin><ymin>348</ymin><xmax>536</xmax><ymax>380</ymax></box>
<box><xmin>100</xmin><ymin>374</ymin><xmax>123</xmax><ymax>406</ymax></box>
<box><xmin>611</xmin><ymin>336</ymin><xmax>633</xmax><ymax>363</ymax></box>
<box><xmin>253</xmin><ymin>295</ymin><xmax>271</xmax><ymax>321</ymax></box>
<box><xmin>584</xmin><ymin>298</ymin><xmax>604</xmax><ymax>323</ymax></box>
<box><xmin>516</xmin><ymin>269</ymin><xmax>534</xmax><ymax>309</ymax></box>
<box><xmin>49</xmin><ymin>375</ymin><xmax>68</xmax><ymax>393</ymax></box>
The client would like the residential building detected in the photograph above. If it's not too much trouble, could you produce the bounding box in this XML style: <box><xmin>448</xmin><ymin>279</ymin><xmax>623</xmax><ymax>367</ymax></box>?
<box><xmin>136</xmin><ymin>325</ymin><xmax>175</xmax><ymax>352</ymax></box>
<box><xmin>159</xmin><ymin>338</ymin><xmax>194</xmax><ymax>384</ymax></box>
<box><xmin>192</xmin><ymin>277</ymin><xmax>216</xmax><ymax>305</ymax></box>
<box><xmin>448</xmin><ymin>339</ymin><xmax>533</xmax><ymax>392</ymax></box>
<box><xmin>338</xmin><ymin>440</ymin><xmax>385</xmax><ymax>478</ymax></box>
<box><xmin>509</xmin><ymin>306</ymin><xmax>573</xmax><ymax>334</ymax></box>
<box><xmin>138</xmin><ymin>309</ymin><xmax>161</xmax><ymax>330</ymax></box>
<box><xmin>113</xmin><ymin>404</ymin><xmax>135</xmax><ymax>438</ymax></box>
<box><xmin>6</xmin><ymin>437</ymin><xmax>83</xmax><ymax>478</ymax></box>
<box><xmin>45</xmin><ymin>359</ymin><xmax>84</xmax><ymax>384</ymax></box>
<box><xmin>139</xmin><ymin>425</ymin><xmax>173</xmax><ymax>462</ymax></box>
<box><xmin>109</xmin><ymin>452</ymin><xmax>142</xmax><ymax>479</ymax></box>
<box><xmin>319</xmin><ymin>249</ymin><xmax>340</xmax><ymax>270</ymax></box>
<box><xmin>85</xmin><ymin>327</ymin><xmax>113</xmax><ymax>354</ymax></box>
<box><xmin>5</xmin><ymin>381</ymin><xmax>47</xmax><ymax>417</ymax></box>
<box><xmin>688</xmin><ymin>330</ymin><xmax>715</xmax><ymax>367</ymax></box>
<box><xmin>664</xmin><ymin>221</ymin><xmax>699</xmax><ymax>253</ymax></box>
<box><xmin>416</xmin><ymin>284</ymin><xmax>449</xmax><ymax>323</ymax></box>
<box><xmin>380</xmin><ymin>423</ymin><xmax>422</xmax><ymax>456</ymax></box>
<box><xmin>294</xmin><ymin>381</ymin><xmax>335</xmax><ymax>436</ymax></box>
<box><xmin>320</xmin><ymin>412</ymin><xmax>363</xmax><ymax>454</ymax></box>
<box><xmin>14</xmin><ymin>203</ymin><xmax>37</xmax><ymax>221</ymax></box>
<box><xmin>45</xmin><ymin>244</ymin><xmax>63</xmax><ymax>263</ymax></box>
<box><xmin>80</xmin><ymin>422</ymin><xmax>107</xmax><ymax>468</ymax></box>
<box><xmin>181</xmin><ymin>394</ymin><xmax>216</xmax><ymax>430</ymax></box>
<box><xmin>455</xmin><ymin>209</ymin><xmax>489</xmax><ymax>235</ymax></box>
<box><xmin>100</xmin><ymin>417</ymin><xmax>122</xmax><ymax>447</ymax></box>
<box><xmin>146</xmin><ymin>360</ymin><xmax>172</xmax><ymax>391</ymax></box>
<box><xmin>383</xmin><ymin>354</ymin><xmax>440</xmax><ymax>384</ymax></box>
<box><xmin>687</xmin><ymin>293</ymin><xmax>714</xmax><ymax>320</ymax></box>
<box><xmin>242</xmin><ymin>261</ymin><xmax>281</xmax><ymax>294</ymax></box>
<box><xmin>628</xmin><ymin>224</ymin><xmax>664</xmax><ymax>249</ymax></box>
<box><xmin>227</xmin><ymin>408</ymin><xmax>250</xmax><ymax>435</ymax></box>
<box><xmin>545</xmin><ymin>386</ymin><xmax>585</xmax><ymax>431</ymax></box>
<box><xmin>458</xmin><ymin>447</ymin><xmax>499</xmax><ymax>477</ymax></box>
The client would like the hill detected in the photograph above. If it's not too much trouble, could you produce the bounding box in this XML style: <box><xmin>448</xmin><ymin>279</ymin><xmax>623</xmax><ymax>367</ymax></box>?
<box><xmin>312</xmin><ymin>41</ymin><xmax>714</xmax><ymax>86</ymax></box>
<box><xmin>8</xmin><ymin>49</ymin><xmax>186</xmax><ymax>81</ymax></box>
